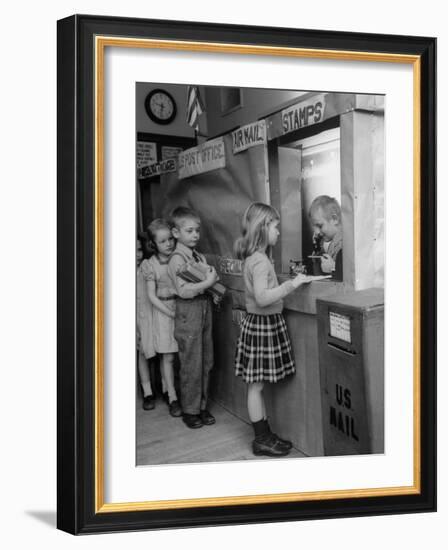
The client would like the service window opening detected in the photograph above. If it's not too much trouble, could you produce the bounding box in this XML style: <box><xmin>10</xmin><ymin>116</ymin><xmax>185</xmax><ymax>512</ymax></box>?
<box><xmin>273</xmin><ymin>125</ymin><xmax>342</xmax><ymax>279</ymax></box>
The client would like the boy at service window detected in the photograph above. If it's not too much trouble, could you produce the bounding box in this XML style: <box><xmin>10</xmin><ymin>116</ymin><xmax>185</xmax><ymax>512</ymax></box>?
<box><xmin>167</xmin><ymin>206</ymin><xmax>219</xmax><ymax>430</ymax></box>
<box><xmin>309</xmin><ymin>195</ymin><xmax>343</xmax><ymax>281</ymax></box>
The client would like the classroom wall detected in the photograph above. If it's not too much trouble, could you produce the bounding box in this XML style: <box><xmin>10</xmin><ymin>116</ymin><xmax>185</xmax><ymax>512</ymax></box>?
<box><xmin>136</xmin><ymin>84</ymin><xmax>308</xmax><ymax>141</ymax></box>
<box><xmin>205</xmin><ymin>87</ymin><xmax>307</xmax><ymax>137</ymax></box>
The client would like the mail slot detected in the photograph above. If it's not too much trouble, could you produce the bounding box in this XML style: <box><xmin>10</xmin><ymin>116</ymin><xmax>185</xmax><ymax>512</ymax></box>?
<box><xmin>316</xmin><ymin>289</ymin><xmax>384</xmax><ymax>456</ymax></box>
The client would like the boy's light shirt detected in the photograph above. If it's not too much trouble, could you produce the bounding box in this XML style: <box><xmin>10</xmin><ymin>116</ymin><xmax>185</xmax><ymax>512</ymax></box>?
<box><xmin>167</xmin><ymin>241</ymin><xmax>208</xmax><ymax>299</ymax></box>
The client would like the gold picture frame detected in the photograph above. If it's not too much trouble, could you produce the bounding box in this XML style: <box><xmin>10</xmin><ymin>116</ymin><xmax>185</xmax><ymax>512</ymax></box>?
<box><xmin>57</xmin><ymin>15</ymin><xmax>436</xmax><ymax>534</ymax></box>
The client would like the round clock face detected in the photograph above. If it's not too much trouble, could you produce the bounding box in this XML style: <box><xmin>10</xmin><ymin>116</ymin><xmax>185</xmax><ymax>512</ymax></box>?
<box><xmin>145</xmin><ymin>89</ymin><xmax>177</xmax><ymax>125</ymax></box>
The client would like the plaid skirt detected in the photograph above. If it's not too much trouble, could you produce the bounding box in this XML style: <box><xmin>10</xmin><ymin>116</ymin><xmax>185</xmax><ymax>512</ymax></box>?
<box><xmin>235</xmin><ymin>313</ymin><xmax>295</xmax><ymax>383</ymax></box>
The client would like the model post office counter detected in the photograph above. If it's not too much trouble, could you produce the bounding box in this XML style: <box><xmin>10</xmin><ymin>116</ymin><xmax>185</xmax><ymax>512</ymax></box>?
<box><xmin>139</xmin><ymin>88</ymin><xmax>385</xmax><ymax>457</ymax></box>
<box><xmin>211</xmin><ymin>277</ymin><xmax>384</xmax><ymax>457</ymax></box>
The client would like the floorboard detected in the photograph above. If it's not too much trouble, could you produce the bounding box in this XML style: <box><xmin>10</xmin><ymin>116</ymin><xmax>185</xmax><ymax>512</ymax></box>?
<box><xmin>136</xmin><ymin>396</ymin><xmax>306</xmax><ymax>465</ymax></box>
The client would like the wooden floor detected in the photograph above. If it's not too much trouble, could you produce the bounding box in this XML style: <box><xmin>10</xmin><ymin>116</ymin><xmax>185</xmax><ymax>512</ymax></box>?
<box><xmin>136</xmin><ymin>396</ymin><xmax>306</xmax><ymax>465</ymax></box>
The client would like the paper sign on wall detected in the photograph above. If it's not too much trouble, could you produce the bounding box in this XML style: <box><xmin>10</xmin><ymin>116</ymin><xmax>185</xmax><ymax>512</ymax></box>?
<box><xmin>232</xmin><ymin>120</ymin><xmax>266</xmax><ymax>154</ymax></box>
<box><xmin>281</xmin><ymin>95</ymin><xmax>326</xmax><ymax>135</ymax></box>
<box><xmin>178</xmin><ymin>137</ymin><xmax>226</xmax><ymax>180</ymax></box>
<box><xmin>136</xmin><ymin>141</ymin><xmax>157</xmax><ymax>168</ymax></box>
<box><xmin>162</xmin><ymin>146</ymin><xmax>183</xmax><ymax>160</ymax></box>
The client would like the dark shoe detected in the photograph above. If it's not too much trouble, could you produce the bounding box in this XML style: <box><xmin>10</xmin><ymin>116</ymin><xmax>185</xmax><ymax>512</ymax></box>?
<box><xmin>253</xmin><ymin>419</ymin><xmax>292</xmax><ymax>451</ymax></box>
<box><xmin>182</xmin><ymin>413</ymin><xmax>203</xmax><ymax>429</ymax></box>
<box><xmin>200</xmin><ymin>409</ymin><xmax>216</xmax><ymax>426</ymax></box>
<box><xmin>142</xmin><ymin>395</ymin><xmax>155</xmax><ymax>411</ymax></box>
<box><xmin>252</xmin><ymin>434</ymin><xmax>291</xmax><ymax>457</ymax></box>
<box><xmin>272</xmin><ymin>433</ymin><xmax>292</xmax><ymax>450</ymax></box>
<box><xmin>169</xmin><ymin>400</ymin><xmax>182</xmax><ymax>418</ymax></box>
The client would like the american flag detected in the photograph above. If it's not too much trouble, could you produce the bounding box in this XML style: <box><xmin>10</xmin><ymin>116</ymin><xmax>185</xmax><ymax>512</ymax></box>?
<box><xmin>186</xmin><ymin>85</ymin><xmax>204</xmax><ymax>132</ymax></box>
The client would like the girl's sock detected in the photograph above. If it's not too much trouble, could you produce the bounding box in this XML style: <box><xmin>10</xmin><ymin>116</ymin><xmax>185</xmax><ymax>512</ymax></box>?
<box><xmin>252</xmin><ymin>419</ymin><xmax>269</xmax><ymax>439</ymax></box>
<box><xmin>161</xmin><ymin>375</ymin><xmax>167</xmax><ymax>394</ymax></box>
<box><xmin>167</xmin><ymin>387</ymin><xmax>178</xmax><ymax>403</ymax></box>
<box><xmin>161</xmin><ymin>354</ymin><xmax>177</xmax><ymax>403</ymax></box>
<box><xmin>141</xmin><ymin>382</ymin><xmax>153</xmax><ymax>397</ymax></box>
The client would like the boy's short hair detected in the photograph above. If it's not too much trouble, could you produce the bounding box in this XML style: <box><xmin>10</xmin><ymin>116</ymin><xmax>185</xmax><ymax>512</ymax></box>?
<box><xmin>309</xmin><ymin>195</ymin><xmax>341</xmax><ymax>222</ymax></box>
<box><xmin>170</xmin><ymin>206</ymin><xmax>201</xmax><ymax>229</ymax></box>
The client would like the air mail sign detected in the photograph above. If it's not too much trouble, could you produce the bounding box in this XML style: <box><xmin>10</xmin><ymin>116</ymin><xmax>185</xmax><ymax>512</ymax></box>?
<box><xmin>232</xmin><ymin>121</ymin><xmax>266</xmax><ymax>154</ymax></box>
<box><xmin>281</xmin><ymin>94</ymin><xmax>325</xmax><ymax>135</ymax></box>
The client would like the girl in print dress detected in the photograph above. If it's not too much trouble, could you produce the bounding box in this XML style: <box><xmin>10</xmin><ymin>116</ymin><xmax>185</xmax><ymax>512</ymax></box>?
<box><xmin>140</xmin><ymin>219</ymin><xmax>182</xmax><ymax>418</ymax></box>
<box><xmin>136</xmin><ymin>233</ymin><xmax>157</xmax><ymax>410</ymax></box>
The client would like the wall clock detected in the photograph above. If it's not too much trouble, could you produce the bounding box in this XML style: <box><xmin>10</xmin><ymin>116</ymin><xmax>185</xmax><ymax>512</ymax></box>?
<box><xmin>144</xmin><ymin>89</ymin><xmax>177</xmax><ymax>125</ymax></box>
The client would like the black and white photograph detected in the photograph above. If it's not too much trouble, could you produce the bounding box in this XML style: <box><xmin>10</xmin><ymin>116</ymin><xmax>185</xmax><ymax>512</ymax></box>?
<box><xmin>135</xmin><ymin>82</ymin><xmax>385</xmax><ymax>466</ymax></box>
<box><xmin>0</xmin><ymin>0</ymin><xmax>437</xmax><ymax>543</ymax></box>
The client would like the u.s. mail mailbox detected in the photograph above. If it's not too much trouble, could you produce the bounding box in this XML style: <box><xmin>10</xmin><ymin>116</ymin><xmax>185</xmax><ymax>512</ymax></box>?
<box><xmin>317</xmin><ymin>289</ymin><xmax>384</xmax><ymax>456</ymax></box>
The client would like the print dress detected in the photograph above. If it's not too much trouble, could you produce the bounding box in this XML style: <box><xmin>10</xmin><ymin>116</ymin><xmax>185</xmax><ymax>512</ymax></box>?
<box><xmin>141</xmin><ymin>256</ymin><xmax>178</xmax><ymax>354</ymax></box>
<box><xmin>136</xmin><ymin>264</ymin><xmax>155</xmax><ymax>359</ymax></box>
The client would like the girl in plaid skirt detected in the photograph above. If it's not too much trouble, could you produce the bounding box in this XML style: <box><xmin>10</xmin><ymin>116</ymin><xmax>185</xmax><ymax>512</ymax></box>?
<box><xmin>234</xmin><ymin>202</ymin><xmax>326</xmax><ymax>457</ymax></box>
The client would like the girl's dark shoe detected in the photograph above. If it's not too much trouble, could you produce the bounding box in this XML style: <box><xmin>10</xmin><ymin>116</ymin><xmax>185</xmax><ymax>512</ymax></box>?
<box><xmin>272</xmin><ymin>433</ymin><xmax>292</xmax><ymax>450</ymax></box>
<box><xmin>142</xmin><ymin>395</ymin><xmax>156</xmax><ymax>411</ymax></box>
<box><xmin>169</xmin><ymin>400</ymin><xmax>182</xmax><ymax>417</ymax></box>
<box><xmin>252</xmin><ymin>419</ymin><xmax>292</xmax><ymax>451</ymax></box>
<box><xmin>252</xmin><ymin>434</ymin><xmax>291</xmax><ymax>457</ymax></box>
<box><xmin>182</xmin><ymin>413</ymin><xmax>203</xmax><ymax>429</ymax></box>
<box><xmin>199</xmin><ymin>409</ymin><xmax>216</xmax><ymax>425</ymax></box>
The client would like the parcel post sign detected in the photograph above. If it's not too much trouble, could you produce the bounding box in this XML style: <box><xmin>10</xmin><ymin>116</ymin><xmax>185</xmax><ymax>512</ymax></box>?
<box><xmin>281</xmin><ymin>95</ymin><xmax>325</xmax><ymax>135</ymax></box>
<box><xmin>178</xmin><ymin>137</ymin><xmax>226</xmax><ymax>180</ymax></box>
<box><xmin>232</xmin><ymin>120</ymin><xmax>266</xmax><ymax>154</ymax></box>
<box><xmin>138</xmin><ymin>159</ymin><xmax>177</xmax><ymax>179</ymax></box>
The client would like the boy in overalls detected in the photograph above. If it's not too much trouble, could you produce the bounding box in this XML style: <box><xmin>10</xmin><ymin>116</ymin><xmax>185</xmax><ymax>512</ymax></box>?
<box><xmin>168</xmin><ymin>207</ymin><xmax>219</xmax><ymax>429</ymax></box>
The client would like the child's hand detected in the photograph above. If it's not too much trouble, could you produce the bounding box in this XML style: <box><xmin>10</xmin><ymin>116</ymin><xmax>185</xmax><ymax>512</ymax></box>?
<box><xmin>205</xmin><ymin>267</ymin><xmax>219</xmax><ymax>285</ymax></box>
<box><xmin>291</xmin><ymin>273</ymin><xmax>313</xmax><ymax>289</ymax></box>
<box><xmin>321</xmin><ymin>254</ymin><xmax>335</xmax><ymax>273</ymax></box>
<box><xmin>292</xmin><ymin>274</ymin><xmax>332</xmax><ymax>288</ymax></box>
